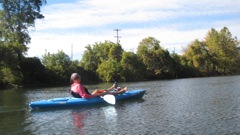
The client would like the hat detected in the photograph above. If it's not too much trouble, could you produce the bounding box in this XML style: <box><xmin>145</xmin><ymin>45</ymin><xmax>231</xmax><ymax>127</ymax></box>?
<box><xmin>70</xmin><ymin>73</ymin><xmax>81</xmax><ymax>81</ymax></box>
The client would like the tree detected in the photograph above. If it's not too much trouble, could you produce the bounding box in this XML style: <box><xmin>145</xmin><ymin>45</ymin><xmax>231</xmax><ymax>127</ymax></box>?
<box><xmin>80</xmin><ymin>41</ymin><xmax>127</xmax><ymax>82</ymax></box>
<box><xmin>120</xmin><ymin>51</ymin><xmax>145</xmax><ymax>81</ymax></box>
<box><xmin>184</xmin><ymin>40</ymin><xmax>208</xmax><ymax>70</ymax></box>
<box><xmin>205</xmin><ymin>27</ymin><xmax>240</xmax><ymax>74</ymax></box>
<box><xmin>0</xmin><ymin>0</ymin><xmax>46</xmax><ymax>86</ymax></box>
<box><xmin>96</xmin><ymin>59</ymin><xmax>123</xmax><ymax>82</ymax></box>
<box><xmin>20</xmin><ymin>57</ymin><xmax>48</xmax><ymax>86</ymax></box>
<box><xmin>171</xmin><ymin>52</ymin><xmax>194</xmax><ymax>78</ymax></box>
<box><xmin>80</xmin><ymin>41</ymin><xmax>123</xmax><ymax>72</ymax></box>
<box><xmin>183</xmin><ymin>39</ymin><xmax>214</xmax><ymax>76</ymax></box>
<box><xmin>183</xmin><ymin>27</ymin><xmax>240</xmax><ymax>75</ymax></box>
<box><xmin>42</xmin><ymin>50</ymin><xmax>71</xmax><ymax>80</ymax></box>
<box><xmin>0</xmin><ymin>0</ymin><xmax>46</xmax><ymax>59</ymax></box>
<box><xmin>137</xmin><ymin>37</ymin><xmax>176</xmax><ymax>79</ymax></box>
<box><xmin>80</xmin><ymin>41</ymin><xmax>114</xmax><ymax>71</ymax></box>
<box><xmin>108</xmin><ymin>44</ymin><xmax>123</xmax><ymax>61</ymax></box>
<box><xmin>41</xmin><ymin>50</ymin><xmax>98</xmax><ymax>85</ymax></box>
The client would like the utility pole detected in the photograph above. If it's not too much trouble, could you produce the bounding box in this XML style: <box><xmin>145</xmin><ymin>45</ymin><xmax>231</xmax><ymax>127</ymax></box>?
<box><xmin>71</xmin><ymin>44</ymin><xmax>73</xmax><ymax>60</ymax></box>
<box><xmin>114</xmin><ymin>29</ymin><xmax>121</xmax><ymax>44</ymax></box>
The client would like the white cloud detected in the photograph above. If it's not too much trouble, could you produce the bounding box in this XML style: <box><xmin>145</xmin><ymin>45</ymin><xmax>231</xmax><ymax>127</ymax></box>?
<box><xmin>28</xmin><ymin>0</ymin><xmax>240</xmax><ymax>60</ymax></box>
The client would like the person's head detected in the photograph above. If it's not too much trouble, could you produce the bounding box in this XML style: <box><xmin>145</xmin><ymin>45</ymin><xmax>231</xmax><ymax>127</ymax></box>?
<box><xmin>70</xmin><ymin>73</ymin><xmax>81</xmax><ymax>84</ymax></box>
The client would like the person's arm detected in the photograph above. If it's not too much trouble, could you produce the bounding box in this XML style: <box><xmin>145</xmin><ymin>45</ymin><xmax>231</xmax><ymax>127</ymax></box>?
<box><xmin>106</xmin><ymin>84</ymin><xmax>115</xmax><ymax>91</ymax></box>
<box><xmin>78</xmin><ymin>85</ymin><xmax>96</xmax><ymax>98</ymax></box>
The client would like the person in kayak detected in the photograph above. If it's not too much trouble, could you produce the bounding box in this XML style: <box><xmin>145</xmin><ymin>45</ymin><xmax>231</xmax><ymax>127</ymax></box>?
<box><xmin>70</xmin><ymin>73</ymin><xmax>127</xmax><ymax>98</ymax></box>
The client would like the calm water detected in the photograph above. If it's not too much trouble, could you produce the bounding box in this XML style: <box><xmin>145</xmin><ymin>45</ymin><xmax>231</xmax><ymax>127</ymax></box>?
<box><xmin>1</xmin><ymin>76</ymin><xmax>240</xmax><ymax>135</ymax></box>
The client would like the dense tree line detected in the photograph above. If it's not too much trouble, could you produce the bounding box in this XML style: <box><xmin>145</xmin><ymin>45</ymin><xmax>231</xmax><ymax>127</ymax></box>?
<box><xmin>0</xmin><ymin>1</ymin><xmax>240</xmax><ymax>89</ymax></box>
<box><xmin>0</xmin><ymin>0</ymin><xmax>47</xmax><ymax>88</ymax></box>
<box><xmin>79</xmin><ymin>30</ymin><xmax>240</xmax><ymax>83</ymax></box>
<box><xmin>183</xmin><ymin>27</ymin><xmax>240</xmax><ymax>76</ymax></box>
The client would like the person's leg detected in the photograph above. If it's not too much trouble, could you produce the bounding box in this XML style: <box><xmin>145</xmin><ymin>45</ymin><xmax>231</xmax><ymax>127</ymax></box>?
<box><xmin>117</xmin><ymin>87</ymin><xmax>128</xmax><ymax>94</ymax></box>
<box><xmin>92</xmin><ymin>89</ymin><xmax>107</xmax><ymax>96</ymax></box>
<box><xmin>108</xmin><ymin>87</ymin><xmax>128</xmax><ymax>95</ymax></box>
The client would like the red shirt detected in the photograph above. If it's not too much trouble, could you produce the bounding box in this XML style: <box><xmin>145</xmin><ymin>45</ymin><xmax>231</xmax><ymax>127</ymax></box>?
<box><xmin>71</xmin><ymin>83</ymin><xmax>96</xmax><ymax>98</ymax></box>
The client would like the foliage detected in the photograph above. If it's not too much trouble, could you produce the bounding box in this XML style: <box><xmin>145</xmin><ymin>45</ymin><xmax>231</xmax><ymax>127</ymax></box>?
<box><xmin>183</xmin><ymin>27</ymin><xmax>240</xmax><ymax>75</ymax></box>
<box><xmin>79</xmin><ymin>30</ymin><xmax>240</xmax><ymax>82</ymax></box>
<box><xmin>137</xmin><ymin>37</ymin><xmax>177</xmax><ymax>79</ymax></box>
<box><xmin>80</xmin><ymin>41</ymin><xmax>124</xmax><ymax>82</ymax></box>
<box><xmin>205</xmin><ymin>27</ymin><xmax>240</xmax><ymax>74</ymax></box>
<box><xmin>120</xmin><ymin>51</ymin><xmax>145</xmax><ymax>81</ymax></box>
<box><xmin>0</xmin><ymin>5</ymin><xmax>240</xmax><ymax>91</ymax></box>
<box><xmin>20</xmin><ymin>57</ymin><xmax>50</xmax><ymax>86</ymax></box>
<box><xmin>41</xmin><ymin>50</ymin><xmax>98</xmax><ymax>85</ymax></box>
<box><xmin>96</xmin><ymin>59</ymin><xmax>123</xmax><ymax>82</ymax></box>
<box><xmin>0</xmin><ymin>0</ymin><xmax>46</xmax><ymax>59</ymax></box>
<box><xmin>0</xmin><ymin>0</ymin><xmax>46</xmax><ymax>87</ymax></box>
<box><xmin>42</xmin><ymin>50</ymin><xmax>72</xmax><ymax>83</ymax></box>
<box><xmin>80</xmin><ymin>41</ymin><xmax>123</xmax><ymax>72</ymax></box>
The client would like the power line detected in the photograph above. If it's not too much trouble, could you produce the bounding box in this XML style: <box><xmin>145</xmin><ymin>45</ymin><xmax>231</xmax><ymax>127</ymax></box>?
<box><xmin>114</xmin><ymin>29</ymin><xmax>121</xmax><ymax>44</ymax></box>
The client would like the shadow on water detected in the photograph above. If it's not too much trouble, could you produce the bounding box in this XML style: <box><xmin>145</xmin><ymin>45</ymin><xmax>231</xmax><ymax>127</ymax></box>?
<box><xmin>0</xmin><ymin>106</ymin><xmax>26</xmax><ymax>113</ymax></box>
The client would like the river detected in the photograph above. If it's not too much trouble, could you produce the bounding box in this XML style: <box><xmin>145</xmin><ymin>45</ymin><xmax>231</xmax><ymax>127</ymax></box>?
<box><xmin>1</xmin><ymin>75</ymin><xmax>240</xmax><ymax>134</ymax></box>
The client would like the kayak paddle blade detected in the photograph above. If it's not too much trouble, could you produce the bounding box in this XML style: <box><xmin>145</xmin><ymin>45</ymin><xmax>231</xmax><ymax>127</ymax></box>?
<box><xmin>102</xmin><ymin>94</ymin><xmax>116</xmax><ymax>105</ymax></box>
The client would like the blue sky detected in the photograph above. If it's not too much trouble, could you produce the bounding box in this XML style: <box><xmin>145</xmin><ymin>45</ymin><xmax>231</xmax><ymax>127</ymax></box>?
<box><xmin>28</xmin><ymin>0</ymin><xmax>240</xmax><ymax>60</ymax></box>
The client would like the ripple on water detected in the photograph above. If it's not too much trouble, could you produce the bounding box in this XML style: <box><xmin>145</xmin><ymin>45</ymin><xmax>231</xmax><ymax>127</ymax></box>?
<box><xmin>2</xmin><ymin>76</ymin><xmax>240</xmax><ymax>134</ymax></box>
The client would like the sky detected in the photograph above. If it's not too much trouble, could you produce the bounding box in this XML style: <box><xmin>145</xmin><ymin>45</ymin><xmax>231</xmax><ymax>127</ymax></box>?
<box><xmin>27</xmin><ymin>0</ymin><xmax>240</xmax><ymax>60</ymax></box>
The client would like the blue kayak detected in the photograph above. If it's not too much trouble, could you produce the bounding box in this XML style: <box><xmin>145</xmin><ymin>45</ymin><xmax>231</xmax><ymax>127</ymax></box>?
<box><xmin>29</xmin><ymin>89</ymin><xmax>146</xmax><ymax>109</ymax></box>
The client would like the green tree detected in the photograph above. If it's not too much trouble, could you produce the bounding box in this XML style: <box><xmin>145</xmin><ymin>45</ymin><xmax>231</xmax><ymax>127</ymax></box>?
<box><xmin>42</xmin><ymin>50</ymin><xmax>71</xmax><ymax>81</ymax></box>
<box><xmin>80</xmin><ymin>41</ymin><xmax>127</xmax><ymax>82</ymax></box>
<box><xmin>96</xmin><ymin>59</ymin><xmax>123</xmax><ymax>82</ymax></box>
<box><xmin>183</xmin><ymin>39</ymin><xmax>212</xmax><ymax>76</ymax></box>
<box><xmin>20</xmin><ymin>57</ymin><xmax>49</xmax><ymax>86</ymax></box>
<box><xmin>0</xmin><ymin>0</ymin><xmax>46</xmax><ymax>59</ymax></box>
<box><xmin>80</xmin><ymin>45</ymin><xmax>99</xmax><ymax>72</ymax></box>
<box><xmin>205</xmin><ymin>27</ymin><xmax>240</xmax><ymax>74</ymax></box>
<box><xmin>171</xmin><ymin>52</ymin><xmax>193</xmax><ymax>78</ymax></box>
<box><xmin>183</xmin><ymin>27</ymin><xmax>240</xmax><ymax>75</ymax></box>
<box><xmin>108</xmin><ymin>43</ymin><xmax>123</xmax><ymax>61</ymax></box>
<box><xmin>137</xmin><ymin>37</ymin><xmax>176</xmax><ymax>79</ymax></box>
<box><xmin>80</xmin><ymin>41</ymin><xmax>119</xmax><ymax>72</ymax></box>
<box><xmin>0</xmin><ymin>0</ymin><xmax>46</xmax><ymax>86</ymax></box>
<box><xmin>184</xmin><ymin>40</ymin><xmax>208</xmax><ymax>71</ymax></box>
<box><xmin>80</xmin><ymin>41</ymin><xmax>124</xmax><ymax>81</ymax></box>
<box><xmin>41</xmin><ymin>50</ymin><xmax>97</xmax><ymax>85</ymax></box>
<box><xmin>120</xmin><ymin>51</ymin><xmax>145</xmax><ymax>81</ymax></box>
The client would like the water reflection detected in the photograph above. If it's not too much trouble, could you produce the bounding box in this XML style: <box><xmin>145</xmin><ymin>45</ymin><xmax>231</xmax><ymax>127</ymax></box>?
<box><xmin>1</xmin><ymin>76</ymin><xmax>240</xmax><ymax>134</ymax></box>
<box><xmin>102</xmin><ymin>106</ymin><xmax>118</xmax><ymax>131</ymax></box>
<box><xmin>71</xmin><ymin>110</ymin><xmax>85</xmax><ymax>128</ymax></box>
<box><xmin>69</xmin><ymin>109</ymin><xmax>87</xmax><ymax>135</ymax></box>
<box><xmin>0</xmin><ymin>88</ymin><xmax>29</xmax><ymax>134</ymax></box>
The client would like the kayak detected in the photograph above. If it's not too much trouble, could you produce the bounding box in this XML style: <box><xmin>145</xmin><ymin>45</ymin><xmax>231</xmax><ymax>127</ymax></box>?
<box><xmin>29</xmin><ymin>89</ymin><xmax>146</xmax><ymax>110</ymax></box>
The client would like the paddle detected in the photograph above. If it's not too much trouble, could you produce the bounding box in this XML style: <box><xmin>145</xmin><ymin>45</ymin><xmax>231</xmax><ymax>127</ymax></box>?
<box><xmin>100</xmin><ymin>82</ymin><xmax>118</xmax><ymax>105</ymax></box>
<box><xmin>101</xmin><ymin>94</ymin><xmax>116</xmax><ymax>105</ymax></box>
